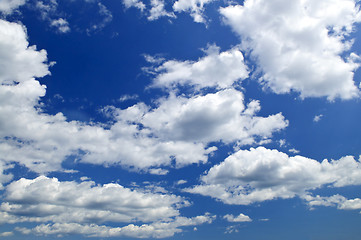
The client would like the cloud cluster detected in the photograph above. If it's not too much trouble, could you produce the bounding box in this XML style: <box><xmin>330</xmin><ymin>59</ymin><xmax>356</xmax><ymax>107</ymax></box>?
<box><xmin>187</xmin><ymin>147</ymin><xmax>361</xmax><ymax>205</ymax></box>
<box><xmin>0</xmin><ymin>20</ymin><xmax>287</xmax><ymax>174</ymax></box>
<box><xmin>221</xmin><ymin>0</ymin><xmax>361</xmax><ymax>100</ymax></box>
<box><xmin>16</xmin><ymin>214</ymin><xmax>215</xmax><ymax>238</ymax></box>
<box><xmin>122</xmin><ymin>0</ymin><xmax>215</xmax><ymax>23</ymax></box>
<box><xmin>0</xmin><ymin>176</ymin><xmax>214</xmax><ymax>238</ymax></box>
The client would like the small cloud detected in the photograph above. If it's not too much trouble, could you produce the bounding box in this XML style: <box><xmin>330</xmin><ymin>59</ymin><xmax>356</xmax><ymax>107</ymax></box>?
<box><xmin>148</xmin><ymin>168</ymin><xmax>169</xmax><ymax>175</ymax></box>
<box><xmin>0</xmin><ymin>231</ymin><xmax>13</xmax><ymax>237</ymax></box>
<box><xmin>51</xmin><ymin>18</ymin><xmax>70</xmax><ymax>33</ymax></box>
<box><xmin>118</xmin><ymin>94</ymin><xmax>139</xmax><ymax>102</ymax></box>
<box><xmin>259</xmin><ymin>218</ymin><xmax>269</xmax><ymax>222</ymax></box>
<box><xmin>279</xmin><ymin>139</ymin><xmax>286</xmax><ymax>147</ymax></box>
<box><xmin>289</xmin><ymin>148</ymin><xmax>300</xmax><ymax>154</ymax></box>
<box><xmin>175</xmin><ymin>179</ymin><xmax>187</xmax><ymax>185</ymax></box>
<box><xmin>193</xmin><ymin>227</ymin><xmax>197</xmax><ymax>231</ymax></box>
<box><xmin>225</xmin><ymin>225</ymin><xmax>239</xmax><ymax>234</ymax></box>
<box><xmin>313</xmin><ymin>114</ymin><xmax>323</xmax><ymax>122</ymax></box>
<box><xmin>80</xmin><ymin>176</ymin><xmax>91</xmax><ymax>181</ymax></box>
<box><xmin>223</xmin><ymin>213</ymin><xmax>252</xmax><ymax>222</ymax></box>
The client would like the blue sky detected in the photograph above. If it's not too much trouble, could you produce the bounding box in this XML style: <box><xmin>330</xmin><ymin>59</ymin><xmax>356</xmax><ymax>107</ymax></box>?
<box><xmin>1</xmin><ymin>0</ymin><xmax>361</xmax><ymax>239</ymax></box>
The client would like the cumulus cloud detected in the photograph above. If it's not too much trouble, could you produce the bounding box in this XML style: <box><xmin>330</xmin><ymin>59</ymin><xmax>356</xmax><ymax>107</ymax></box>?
<box><xmin>187</xmin><ymin>147</ymin><xmax>361</xmax><ymax>205</ymax></box>
<box><xmin>50</xmin><ymin>18</ymin><xmax>70</xmax><ymax>33</ymax></box>
<box><xmin>223</xmin><ymin>213</ymin><xmax>252</xmax><ymax>222</ymax></box>
<box><xmin>122</xmin><ymin>0</ymin><xmax>146</xmax><ymax>11</ymax></box>
<box><xmin>0</xmin><ymin>0</ymin><xmax>26</xmax><ymax>14</ymax></box>
<box><xmin>148</xmin><ymin>0</ymin><xmax>175</xmax><ymax>21</ymax></box>
<box><xmin>304</xmin><ymin>194</ymin><xmax>361</xmax><ymax>211</ymax></box>
<box><xmin>15</xmin><ymin>214</ymin><xmax>215</xmax><ymax>238</ymax></box>
<box><xmin>220</xmin><ymin>0</ymin><xmax>361</xmax><ymax>100</ymax></box>
<box><xmin>1</xmin><ymin>176</ymin><xmax>186</xmax><ymax>224</ymax></box>
<box><xmin>150</xmin><ymin>44</ymin><xmax>249</xmax><ymax>90</ymax></box>
<box><xmin>173</xmin><ymin>0</ymin><xmax>214</xmax><ymax>23</ymax></box>
<box><xmin>0</xmin><ymin>176</ymin><xmax>214</xmax><ymax>238</ymax></box>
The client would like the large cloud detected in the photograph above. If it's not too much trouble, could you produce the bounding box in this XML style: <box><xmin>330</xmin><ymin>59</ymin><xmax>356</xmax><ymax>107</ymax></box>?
<box><xmin>187</xmin><ymin>147</ymin><xmax>361</xmax><ymax>205</ymax></box>
<box><xmin>0</xmin><ymin>176</ymin><xmax>214</xmax><ymax>238</ymax></box>
<box><xmin>220</xmin><ymin>0</ymin><xmax>361</xmax><ymax>100</ymax></box>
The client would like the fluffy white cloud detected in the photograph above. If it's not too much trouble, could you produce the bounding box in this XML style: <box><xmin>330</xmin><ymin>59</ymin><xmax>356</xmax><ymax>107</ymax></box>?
<box><xmin>50</xmin><ymin>18</ymin><xmax>70</xmax><ymax>33</ymax></box>
<box><xmin>220</xmin><ymin>0</ymin><xmax>361</xmax><ymax>100</ymax></box>
<box><xmin>173</xmin><ymin>0</ymin><xmax>214</xmax><ymax>23</ymax></box>
<box><xmin>0</xmin><ymin>176</ymin><xmax>186</xmax><ymax>224</ymax></box>
<box><xmin>187</xmin><ymin>147</ymin><xmax>361</xmax><ymax>205</ymax></box>
<box><xmin>0</xmin><ymin>176</ymin><xmax>214</xmax><ymax>238</ymax></box>
<box><xmin>148</xmin><ymin>0</ymin><xmax>175</xmax><ymax>21</ymax></box>
<box><xmin>15</xmin><ymin>214</ymin><xmax>215</xmax><ymax>238</ymax></box>
<box><xmin>151</xmin><ymin>44</ymin><xmax>249</xmax><ymax>89</ymax></box>
<box><xmin>0</xmin><ymin>20</ymin><xmax>49</xmax><ymax>84</ymax></box>
<box><xmin>304</xmin><ymin>194</ymin><xmax>361</xmax><ymax>211</ymax></box>
<box><xmin>223</xmin><ymin>213</ymin><xmax>252</xmax><ymax>222</ymax></box>
<box><xmin>138</xmin><ymin>89</ymin><xmax>287</xmax><ymax>144</ymax></box>
<box><xmin>0</xmin><ymin>0</ymin><xmax>26</xmax><ymax>14</ymax></box>
<box><xmin>122</xmin><ymin>0</ymin><xmax>146</xmax><ymax>11</ymax></box>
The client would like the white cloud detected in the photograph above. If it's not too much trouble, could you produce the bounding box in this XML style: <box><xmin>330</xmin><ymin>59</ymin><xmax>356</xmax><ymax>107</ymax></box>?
<box><xmin>0</xmin><ymin>20</ymin><xmax>50</xmax><ymax>84</ymax></box>
<box><xmin>15</xmin><ymin>214</ymin><xmax>215</xmax><ymax>238</ymax></box>
<box><xmin>0</xmin><ymin>176</ymin><xmax>186</xmax><ymax>224</ymax></box>
<box><xmin>313</xmin><ymin>114</ymin><xmax>323</xmax><ymax>122</ymax></box>
<box><xmin>220</xmin><ymin>0</ymin><xmax>361</xmax><ymax>100</ymax></box>
<box><xmin>173</xmin><ymin>0</ymin><xmax>214</xmax><ymax>23</ymax></box>
<box><xmin>50</xmin><ymin>18</ymin><xmax>70</xmax><ymax>33</ymax></box>
<box><xmin>304</xmin><ymin>194</ymin><xmax>361</xmax><ymax>211</ymax></box>
<box><xmin>187</xmin><ymin>147</ymin><xmax>361</xmax><ymax>205</ymax></box>
<box><xmin>1</xmin><ymin>177</ymin><xmax>214</xmax><ymax>238</ymax></box>
<box><xmin>122</xmin><ymin>0</ymin><xmax>146</xmax><ymax>11</ymax></box>
<box><xmin>0</xmin><ymin>0</ymin><xmax>26</xmax><ymax>14</ymax></box>
<box><xmin>138</xmin><ymin>89</ymin><xmax>288</xmax><ymax>144</ymax></box>
<box><xmin>0</xmin><ymin>231</ymin><xmax>13</xmax><ymax>237</ymax></box>
<box><xmin>223</xmin><ymin>213</ymin><xmax>252</xmax><ymax>222</ymax></box>
<box><xmin>151</xmin><ymin>44</ymin><xmax>249</xmax><ymax>90</ymax></box>
<box><xmin>148</xmin><ymin>0</ymin><xmax>176</xmax><ymax>21</ymax></box>
<box><xmin>289</xmin><ymin>148</ymin><xmax>300</xmax><ymax>154</ymax></box>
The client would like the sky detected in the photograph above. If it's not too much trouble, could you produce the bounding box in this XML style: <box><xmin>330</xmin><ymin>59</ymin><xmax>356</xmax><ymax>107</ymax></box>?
<box><xmin>1</xmin><ymin>0</ymin><xmax>361</xmax><ymax>239</ymax></box>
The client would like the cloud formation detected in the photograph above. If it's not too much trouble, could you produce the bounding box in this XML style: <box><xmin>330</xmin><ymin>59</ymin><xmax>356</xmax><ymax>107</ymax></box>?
<box><xmin>221</xmin><ymin>0</ymin><xmax>361</xmax><ymax>100</ymax></box>
<box><xmin>0</xmin><ymin>19</ymin><xmax>287</xmax><ymax>174</ymax></box>
<box><xmin>187</xmin><ymin>147</ymin><xmax>361</xmax><ymax>205</ymax></box>
<box><xmin>150</xmin><ymin>44</ymin><xmax>248</xmax><ymax>89</ymax></box>
<box><xmin>1</xmin><ymin>176</ymin><xmax>214</xmax><ymax>238</ymax></box>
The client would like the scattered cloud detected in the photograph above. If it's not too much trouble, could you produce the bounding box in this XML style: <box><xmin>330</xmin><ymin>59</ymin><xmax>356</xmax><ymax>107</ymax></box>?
<box><xmin>223</xmin><ymin>213</ymin><xmax>252</xmax><ymax>222</ymax></box>
<box><xmin>313</xmin><ymin>114</ymin><xmax>323</xmax><ymax>122</ymax></box>
<box><xmin>50</xmin><ymin>18</ymin><xmax>70</xmax><ymax>33</ymax></box>
<box><xmin>289</xmin><ymin>148</ymin><xmax>300</xmax><ymax>154</ymax></box>
<box><xmin>173</xmin><ymin>0</ymin><xmax>214</xmax><ymax>23</ymax></box>
<box><xmin>220</xmin><ymin>0</ymin><xmax>361</xmax><ymax>100</ymax></box>
<box><xmin>187</xmin><ymin>147</ymin><xmax>361</xmax><ymax>205</ymax></box>
<box><xmin>148</xmin><ymin>0</ymin><xmax>176</xmax><ymax>21</ymax></box>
